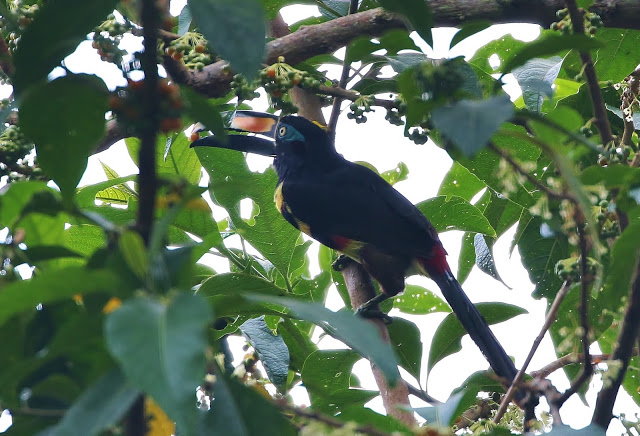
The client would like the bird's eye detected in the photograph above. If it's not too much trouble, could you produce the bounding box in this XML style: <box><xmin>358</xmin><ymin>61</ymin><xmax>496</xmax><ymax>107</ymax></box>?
<box><xmin>278</xmin><ymin>126</ymin><xmax>287</xmax><ymax>137</ymax></box>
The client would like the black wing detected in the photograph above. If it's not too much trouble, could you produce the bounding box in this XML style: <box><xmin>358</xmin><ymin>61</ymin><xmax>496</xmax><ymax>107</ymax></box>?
<box><xmin>282</xmin><ymin>161</ymin><xmax>440</xmax><ymax>258</ymax></box>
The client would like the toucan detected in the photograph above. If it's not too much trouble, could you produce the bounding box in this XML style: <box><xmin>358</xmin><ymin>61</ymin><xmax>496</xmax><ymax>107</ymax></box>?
<box><xmin>192</xmin><ymin>111</ymin><xmax>521</xmax><ymax>394</ymax></box>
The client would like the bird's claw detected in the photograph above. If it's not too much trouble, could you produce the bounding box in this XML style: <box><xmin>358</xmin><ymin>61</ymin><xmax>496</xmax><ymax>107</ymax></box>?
<box><xmin>354</xmin><ymin>306</ymin><xmax>393</xmax><ymax>324</ymax></box>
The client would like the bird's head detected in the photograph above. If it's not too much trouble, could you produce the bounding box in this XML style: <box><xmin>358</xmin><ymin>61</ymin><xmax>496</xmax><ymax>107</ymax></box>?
<box><xmin>191</xmin><ymin>112</ymin><xmax>339</xmax><ymax>178</ymax></box>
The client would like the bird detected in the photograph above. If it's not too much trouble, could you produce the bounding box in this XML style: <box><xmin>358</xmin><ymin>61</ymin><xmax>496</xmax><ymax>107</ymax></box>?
<box><xmin>192</xmin><ymin>111</ymin><xmax>520</xmax><ymax>390</ymax></box>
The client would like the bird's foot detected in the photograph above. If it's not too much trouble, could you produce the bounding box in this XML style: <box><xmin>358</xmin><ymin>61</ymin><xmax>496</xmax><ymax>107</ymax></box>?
<box><xmin>332</xmin><ymin>254</ymin><xmax>354</xmax><ymax>271</ymax></box>
<box><xmin>354</xmin><ymin>293</ymin><xmax>392</xmax><ymax>324</ymax></box>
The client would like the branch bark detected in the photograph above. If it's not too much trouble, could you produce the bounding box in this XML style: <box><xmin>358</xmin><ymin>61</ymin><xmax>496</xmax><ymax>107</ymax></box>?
<box><xmin>592</xmin><ymin>251</ymin><xmax>640</xmax><ymax>428</ymax></box>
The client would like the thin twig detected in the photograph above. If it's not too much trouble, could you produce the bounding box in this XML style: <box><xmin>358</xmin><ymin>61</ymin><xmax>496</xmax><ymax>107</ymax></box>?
<box><xmin>531</xmin><ymin>353</ymin><xmax>611</xmax><ymax>379</ymax></box>
<box><xmin>494</xmin><ymin>280</ymin><xmax>573</xmax><ymax>423</ymax></box>
<box><xmin>328</xmin><ymin>0</ymin><xmax>359</xmax><ymax>139</ymax></box>
<box><xmin>565</xmin><ymin>0</ymin><xmax>614</xmax><ymax>146</ymax></box>
<box><xmin>554</xmin><ymin>217</ymin><xmax>594</xmax><ymax>406</ymax></box>
<box><xmin>281</xmin><ymin>403</ymin><xmax>394</xmax><ymax>436</ymax></box>
<box><xmin>488</xmin><ymin>142</ymin><xmax>571</xmax><ymax>201</ymax></box>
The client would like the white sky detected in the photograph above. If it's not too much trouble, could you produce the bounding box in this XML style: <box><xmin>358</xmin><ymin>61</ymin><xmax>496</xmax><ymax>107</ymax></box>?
<box><xmin>1</xmin><ymin>2</ymin><xmax>636</xmax><ymax>434</ymax></box>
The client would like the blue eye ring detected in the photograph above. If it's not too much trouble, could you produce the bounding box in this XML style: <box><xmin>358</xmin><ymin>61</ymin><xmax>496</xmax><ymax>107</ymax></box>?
<box><xmin>278</xmin><ymin>126</ymin><xmax>287</xmax><ymax>137</ymax></box>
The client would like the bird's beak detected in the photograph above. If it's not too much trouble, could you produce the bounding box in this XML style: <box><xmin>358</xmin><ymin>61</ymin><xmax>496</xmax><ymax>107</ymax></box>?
<box><xmin>190</xmin><ymin>111</ymin><xmax>278</xmax><ymax>157</ymax></box>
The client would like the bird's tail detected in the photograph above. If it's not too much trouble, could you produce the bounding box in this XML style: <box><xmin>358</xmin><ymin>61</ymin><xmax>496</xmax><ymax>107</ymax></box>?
<box><xmin>430</xmin><ymin>269</ymin><xmax>519</xmax><ymax>386</ymax></box>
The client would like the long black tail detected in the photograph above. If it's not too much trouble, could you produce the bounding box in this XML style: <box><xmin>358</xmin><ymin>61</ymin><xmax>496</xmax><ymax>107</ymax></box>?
<box><xmin>432</xmin><ymin>270</ymin><xmax>520</xmax><ymax>389</ymax></box>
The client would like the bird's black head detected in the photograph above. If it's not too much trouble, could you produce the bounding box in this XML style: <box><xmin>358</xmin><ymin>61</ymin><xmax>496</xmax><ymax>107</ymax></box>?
<box><xmin>190</xmin><ymin>112</ymin><xmax>341</xmax><ymax>180</ymax></box>
<box><xmin>273</xmin><ymin>115</ymin><xmax>339</xmax><ymax>179</ymax></box>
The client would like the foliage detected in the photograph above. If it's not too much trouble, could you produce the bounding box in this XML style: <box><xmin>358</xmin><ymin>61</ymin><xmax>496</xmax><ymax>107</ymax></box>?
<box><xmin>0</xmin><ymin>0</ymin><xmax>638</xmax><ymax>435</ymax></box>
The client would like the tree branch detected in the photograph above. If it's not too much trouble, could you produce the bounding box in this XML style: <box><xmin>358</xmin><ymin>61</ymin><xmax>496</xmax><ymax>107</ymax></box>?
<box><xmin>592</xmin><ymin>250</ymin><xmax>640</xmax><ymax>428</ymax></box>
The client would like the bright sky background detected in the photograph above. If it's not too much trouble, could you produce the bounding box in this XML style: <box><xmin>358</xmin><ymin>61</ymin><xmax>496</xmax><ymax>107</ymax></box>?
<box><xmin>1</xmin><ymin>2</ymin><xmax>636</xmax><ymax>434</ymax></box>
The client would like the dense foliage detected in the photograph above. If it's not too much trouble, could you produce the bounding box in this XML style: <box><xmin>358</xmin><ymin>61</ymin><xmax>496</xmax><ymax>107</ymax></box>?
<box><xmin>0</xmin><ymin>0</ymin><xmax>639</xmax><ymax>435</ymax></box>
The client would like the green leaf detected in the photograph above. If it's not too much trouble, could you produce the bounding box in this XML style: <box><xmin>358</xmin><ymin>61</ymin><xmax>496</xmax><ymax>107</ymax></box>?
<box><xmin>601</xmin><ymin>222</ymin><xmax>640</xmax><ymax>305</ymax></box>
<box><xmin>197</xmin><ymin>272</ymin><xmax>287</xmax><ymax>318</ymax></box>
<box><xmin>20</xmin><ymin>74</ymin><xmax>108</xmax><ymax>203</ymax></box>
<box><xmin>199</xmin><ymin>374</ymin><xmax>297</xmax><ymax>436</ymax></box>
<box><xmin>196</xmin><ymin>147</ymin><xmax>300</xmax><ymax>278</ymax></box>
<box><xmin>450</xmin><ymin>21</ymin><xmax>492</xmax><ymax>49</ymax></box>
<box><xmin>105</xmin><ymin>293</ymin><xmax>213</xmax><ymax>435</ymax></box>
<box><xmin>239</xmin><ymin>316</ymin><xmax>290</xmax><ymax>390</ymax></box>
<box><xmin>178</xmin><ymin>5</ymin><xmax>192</xmax><ymax>35</ymax></box>
<box><xmin>515</xmin><ymin>214</ymin><xmax>569</xmax><ymax>299</ymax></box>
<box><xmin>0</xmin><ymin>267</ymin><xmax>122</xmax><ymax>327</ymax></box>
<box><xmin>0</xmin><ymin>181</ymin><xmax>56</xmax><ymax>227</ymax></box>
<box><xmin>385</xmin><ymin>52</ymin><xmax>428</xmax><ymax>73</ymax></box>
<box><xmin>380</xmin><ymin>162</ymin><xmax>409</xmax><ymax>186</ymax></box>
<box><xmin>248</xmin><ymin>295</ymin><xmax>400</xmax><ymax>384</ymax></box>
<box><xmin>188</xmin><ymin>0</ymin><xmax>266</xmax><ymax>79</ymax></box>
<box><xmin>75</xmin><ymin>175</ymin><xmax>137</xmax><ymax>207</ymax></box>
<box><xmin>47</xmin><ymin>369</ymin><xmax>139</xmax><ymax>436</ymax></box>
<box><xmin>127</xmin><ymin>133</ymin><xmax>202</xmax><ymax>185</ymax></box>
<box><xmin>592</xmin><ymin>29</ymin><xmax>640</xmax><ymax>82</ymax></box>
<box><xmin>278</xmin><ymin>318</ymin><xmax>317</xmax><ymax>372</ymax></box>
<box><xmin>412</xmin><ymin>391</ymin><xmax>467</xmax><ymax>428</ymax></box>
<box><xmin>12</xmin><ymin>0</ymin><xmax>118</xmax><ymax>94</ymax></box>
<box><xmin>301</xmin><ymin>349</ymin><xmax>360</xmax><ymax>394</ymax></box>
<box><xmin>501</xmin><ymin>33</ymin><xmax>603</xmax><ymax>75</ymax></box>
<box><xmin>431</xmin><ymin>95</ymin><xmax>514</xmax><ymax>157</ymax></box>
<box><xmin>513</xmin><ymin>57</ymin><xmax>562</xmax><ymax>113</ymax></box>
<box><xmin>118</xmin><ymin>230</ymin><xmax>149</xmax><ymax>280</ymax></box>
<box><xmin>428</xmin><ymin>303</ymin><xmax>527</xmax><ymax>372</ymax></box>
<box><xmin>182</xmin><ymin>86</ymin><xmax>228</xmax><ymax>139</ymax></box>
<box><xmin>378</xmin><ymin>0</ymin><xmax>433</xmax><ymax>46</ymax></box>
<box><xmin>393</xmin><ymin>284</ymin><xmax>451</xmax><ymax>315</ymax></box>
<box><xmin>474</xmin><ymin>233</ymin><xmax>509</xmax><ymax>288</ymax></box>
<box><xmin>387</xmin><ymin>318</ymin><xmax>422</xmax><ymax>379</ymax></box>
<box><xmin>437</xmin><ymin>162</ymin><xmax>485</xmax><ymax>202</ymax></box>
<box><xmin>416</xmin><ymin>195</ymin><xmax>496</xmax><ymax>236</ymax></box>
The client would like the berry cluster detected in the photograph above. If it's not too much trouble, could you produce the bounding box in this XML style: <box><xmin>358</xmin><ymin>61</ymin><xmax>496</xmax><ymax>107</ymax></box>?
<box><xmin>346</xmin><ymin>96</ymin><xmax>374</xmax><ymax>124</ymax></box>
<box><xmin>109</xmin><ymin>78</ymin><xmax>183</xmax><ymax>135</ymax></box>
<box><xmin>406</xmin><ymin>125</ymin><xmax>430</xmax><ymax>145</ymax></box>
<box><xmin>92</xmin><ymin>14</ymin><xmax>130</xmax><ymax>64</ymax></box>
<box><xmin>229</xmin><ymin>73</ymin><xmax>260</xmax><ymax>101</ymax></box>
<box><xmin>385</xmin><ymin>98</ymin><xmax>407</xmax><ymax>126</ymax></box>
<box><xmin>163</xmin><ymin>32</ymin><xmax>213</xmax><ymax>71</ymax></box>
<box><xmin>0</xmin><ymin>125</ymin><xmax>41</xmax><ymax>182</ymax></box>
<box><xmin>415</xmin><ymin>60</ymin><xmax>464</xmax><ymax>103</ymax></box>
<box><xmin>555</xmin><ymin>256</ymin><xmax>598</xmax><ymax>281</ymax></box>
<box><xmin>595</xmin><ymin>200</ymin><xmax>620</xmax><ymax>239</ymax></box>
<box><xmin>597</xmin><ymin>146</ymin><xmax>632</xmax><ymax>166</ymax></box>
<box><xmin>257</xmin><ymin>57</ymin><xmax>322</xmax><ymax>113</ymax></box>
<box><xmin>0</xmin><ymin>1</ymin><xmax>40</xmax><ymax>53</ymax></box>
<box><xmin>551</xmin><ymin>8</ymin><xmax>603</xmax><ymax>36</ymax></box>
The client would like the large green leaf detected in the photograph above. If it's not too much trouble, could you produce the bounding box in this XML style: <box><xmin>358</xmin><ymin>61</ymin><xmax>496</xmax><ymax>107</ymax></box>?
<box><xmin>393</xmin><ymin>284</ymin><xmax>451</xmax><ymax>315</ymax></box>
<box><xmin>431</xmin><ymin>95</ymin><xmax>514</xmax><ymax>158</ymax></box>
<box><xmin>197</xmin><ymin>272</ymin><xmax>287</xmax><ymax>318</ymax></box>
<box><xmin>188</xmin><ymin>0</ymin><xmax>266</xmax><ymax>79</ymax></box>
<box><xmin>239</xmin><ymin>316</ymin><xmax>290</xmax><ymax>391</ymax></box>
<box><xmin>199</xmin><ymin>374</ymin><xmax>297</xmax><ymax>436</ymax></box>
<box><xmin>126</xmin><ymin>133</ymin><xmax>202</xmax><ymax>185</ymax></box>
<box><xmin>105</xmin><ymin>293</ymin><xmax>213</xmax><ymax>435</ymax></box>
<box><xmin>0</xmin><ymin>267</ymin><xmax>122</xmax><ymax>327</ymax></box>
<box><xmin>0</xmin><ymin>181</ymin><xmax>53</xmax><ymax>227</ymax></box>
<box><xmin>248</xmin><ymin>295</ymin><xmax>400</xmax><ymax>384</ymax></box>
<box><xmin>416</xmin><ymin>195</ymin><xmax>496</xmax><ymax>236</ymax></box>
<box><xmin>378</xmin><ymin>0</ymin><xmax>432</xmax><ymax>46</ymax></box>
<box><xmin>515</xmin><ymin>214</ymin><xmax>569</xmax><ymax>299</ymax></box>
<box><xmin>513</xmin><ymin>57</ymin><xmax>563</xmax><ymax>113</ymax></box>
<box><xmin>501</xmin><ymin>33</ymin><xmax>602</xmax><ymax>75</ymax></box>
<box><xmin>12</xmin><ymin>0</ymin><xmax>118</xmax><ymax>94</ymax></box>
<box><xmin>387</xmin><ymin>318</ymin><xmax>422</xmax><ymax>380</ymax></box>
<box><xmin>593</xmin><ymin>29</ymin><xmax>640</xmax><ymax>82</ymax></box>
<box><xmin>196</xmin><ymin>147</ymin><xmax>300</xmax><ymax>278</ymax></box>
<box><xmin>47</xmin><ymin>369</ymin><xmax>139</xmax><ymax>436</ymax></box>
<box><xmin>437</xmin><ymin>162</ymin><xmax>485</xmax><ymax>202</ymax></box>
<box><xmin>20</xmin><ymin>74</ymin><xmax>108</xmax><ymax>203</ymax></box>
<box><xmin>427</xmin><ymin>303</ymin><xmax>527</xmax><ymax>373</ymax></box>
